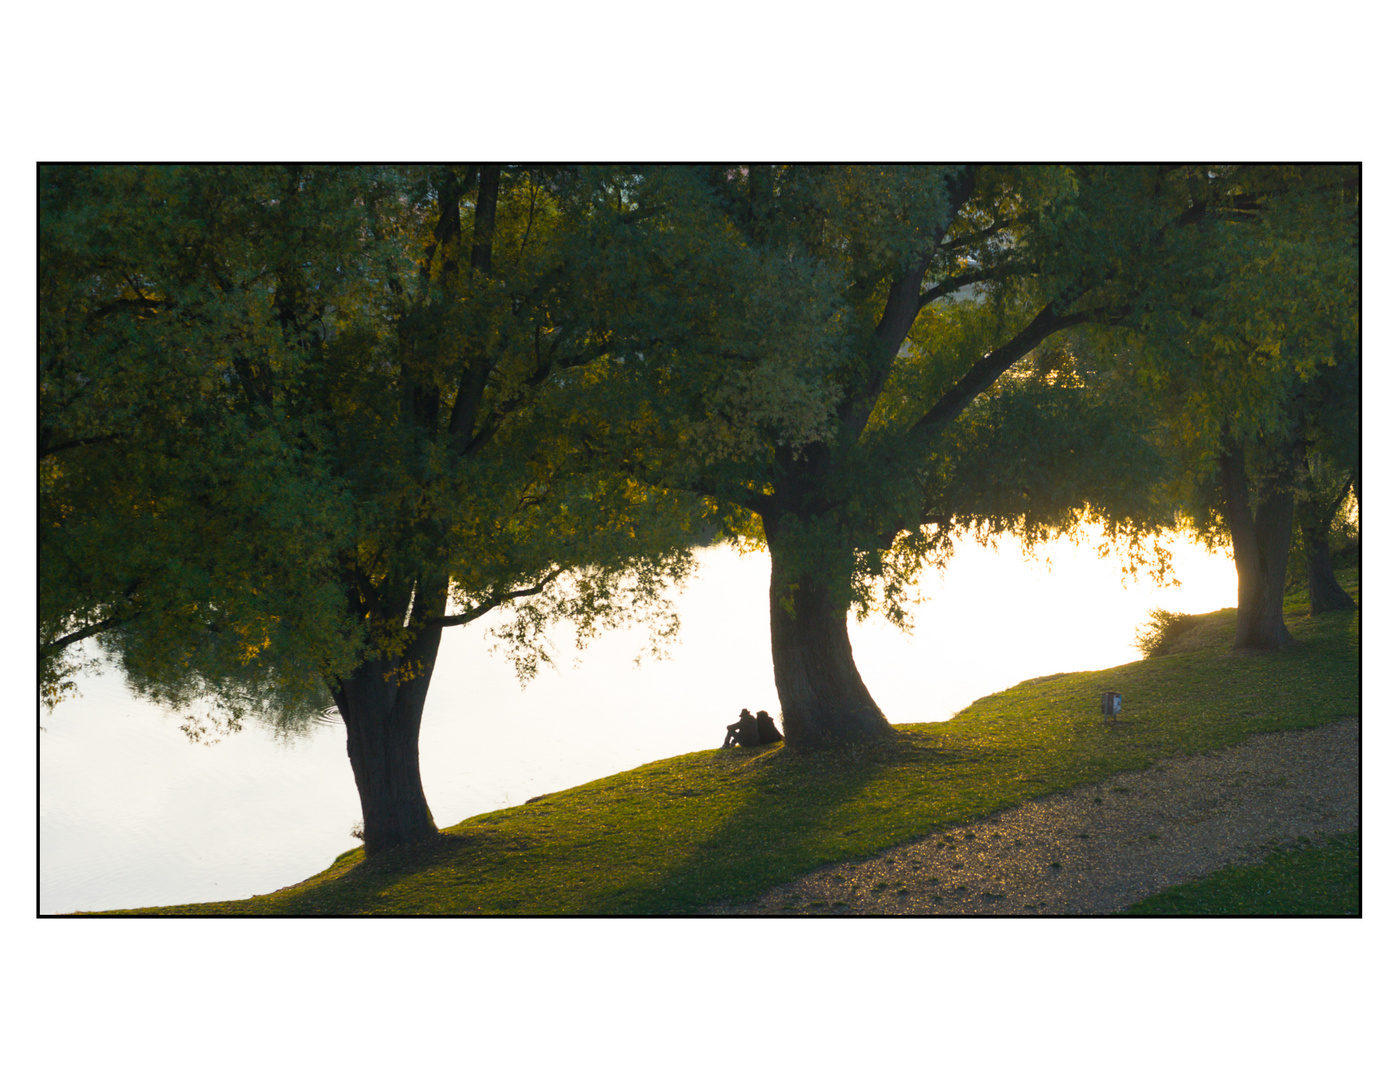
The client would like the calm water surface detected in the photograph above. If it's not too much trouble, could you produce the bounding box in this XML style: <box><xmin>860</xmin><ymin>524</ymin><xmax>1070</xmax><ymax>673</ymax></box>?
<box><xmin>39</xmin><ymin>529</ymin><xmax>1237</xmax><ymax>913</ymax></box>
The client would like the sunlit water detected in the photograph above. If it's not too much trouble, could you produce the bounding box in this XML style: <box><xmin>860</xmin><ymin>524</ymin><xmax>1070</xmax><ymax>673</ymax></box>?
<box><xmin>39</xmin><ymin>528</ymin><xmax>1238</xmax><ymax>914</ymax></box>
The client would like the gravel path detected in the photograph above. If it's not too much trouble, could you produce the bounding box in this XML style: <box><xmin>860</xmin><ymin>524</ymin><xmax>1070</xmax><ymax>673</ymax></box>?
<box><xmin>710</xmin><ymin>720</ymin><xmax>1359</xmax><ymax>915</ymax></box>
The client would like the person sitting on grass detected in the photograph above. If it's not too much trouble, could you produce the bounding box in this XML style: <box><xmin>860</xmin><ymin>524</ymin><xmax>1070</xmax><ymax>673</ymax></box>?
<box><xmin>754</xmin><ymin>710</ymin><xmax>783</xmax><ymax>744</ymax></box>
<box><xmin>723</xmin><ymin>709</ymin><xmax>757</xmax><ymax>748</ymax></box>
<box><xmin>723</xmin><ymin>708</ymin><xmax>784</xmax><ymax>748</ymax></box>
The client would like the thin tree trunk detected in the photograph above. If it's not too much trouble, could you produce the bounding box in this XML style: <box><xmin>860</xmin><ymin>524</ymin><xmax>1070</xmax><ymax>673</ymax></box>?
<box><xmin>1218</xmin><ymin>440</ymin><xmax>1296</xmax><ymax>650</ymax></box>
<box><xmin>1297</xmin><ymin>472</ymin><xmax>1356</xmax><ymax>615</ymax></box>
<box><xmin>1305</xmin><ymin>538</ymin><xmax>1356</xmax><ymax>614</ymax></box>
<box><xmin>765</xmin><ymin>519</ymin><xmax>892</xmax><ymax>750</ymax></box>
<box><xmin>331</xmin><ymin>623</ymin><xmax>443</xmax><ymax>855</ymax></box>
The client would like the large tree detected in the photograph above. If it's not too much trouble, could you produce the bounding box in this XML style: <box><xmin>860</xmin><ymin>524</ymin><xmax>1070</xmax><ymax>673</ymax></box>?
<box><xmin>553</xmin><ymin>165</ymin><xmax>1274</xmax><ymax>749</ymax></box>
<box><xmin>1117</xmin><ymin>166</ymin><xmax>1359</xmax><ymax>648</ymax></box>
<box><xmin>40</xmin><ymin>165</ymin><xmax>743</xmax><ymax>854</ymax></box>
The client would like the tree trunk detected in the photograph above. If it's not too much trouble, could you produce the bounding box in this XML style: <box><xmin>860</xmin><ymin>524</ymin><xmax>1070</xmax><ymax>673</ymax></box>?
<box><xmin>1218</xmin><ymin>441</ymin><xmax>1296</xmax><ymax>650</ymax></box>
<box><xmin>764</xmin><ymin>520</ymin><xmax>892</xmax><ymax>750</ymax></box>
<box><xmin>331</xmin><ymin>624</ymin><xmax>443</xmax><ymax>856</ymax></box>
<box><xmin>1304</xmin><ymin>537</ymin><xmax>1356</xmax><ymax>614</ymax></box>
<box><xmin>1297</xmin><ymin>472</ymin><xmax>1357</xmax><ymax>615</ymax></box>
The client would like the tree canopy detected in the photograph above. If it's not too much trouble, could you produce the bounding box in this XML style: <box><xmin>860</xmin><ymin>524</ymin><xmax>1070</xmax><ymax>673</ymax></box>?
<box><xmin>549</xmin><ymin>165</ymin><xmax>1330</xmax><ymax>745</ymax></box>
<box><xmin>40</xmin><ymin>164</ymin><xmax>722</xmax><ymax>850</ymax></box>
<box><xmin>40</xmin><ymin>163</ymin><xmax>1360</xmax><ymax>855</ymax></box>
<box><xmin>1097</xmin><ymin>165</ymin><xmax>1360</xmax><ymax>645</ymax></box>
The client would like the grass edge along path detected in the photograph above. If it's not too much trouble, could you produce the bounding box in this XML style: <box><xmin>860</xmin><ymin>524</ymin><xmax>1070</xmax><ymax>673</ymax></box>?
<box><xmin>89</xmin><ymin>577</ymin><xmax>1358</xmax><ymax>917</ymax></box>
<box><xmin>1119</xmin><ymin>829</ymin><xmax>1360</xmax><ymax>916</ymax></box>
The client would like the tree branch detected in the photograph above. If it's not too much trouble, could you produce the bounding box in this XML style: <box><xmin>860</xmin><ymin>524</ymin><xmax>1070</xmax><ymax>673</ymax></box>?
<box><xmin>908</xmin><ymin>299</ymin><xmax>1093</xmax><ymax>443</ymax></box>
<box><xmin>939</xmin><ymin>213</ymin><xmax>1027</xmax><ymax>252</ymax></box>
<box><xmin>432</xmin><ymin>569</ymin><xmax>566</xmax><ymax>628</ymax></box>
<box><xmin>834</xmin><ymin>169</ymin><xmax>984</xmax><ymax>438</ymax></box>
<box><xmin>41</xmin><ymin>611</ymin><xmax>138</xmax><ymax>657</ymax></box>
<box><xmin>40</xmin><ymin>431</ymin><xmax>124</xmax><ymax>459</ymax></box>
<box><xmin>86</xmin><ymin>296</ymin><xmax>177</xmax><ymax>323</ymax></box>
<box><xmin>918</xmin><ymin>263</ymin><xmax>1026</xmax><ymax>310</ymax></box>
<box><xmin>618</xmin><ymin>204</ymin><xmax>666</xmax><ymax>226</ymax></box>
<box><xmin>446</xmin><ymin>166</ymin><xmax>501</xmax><ymax>457</ymax></box>
<box><xmin>1325</xmin><ymin>472</ymin><xmax>1355</xmax><ymax>522</ymax></box>
<box><xmin>461</xmin><ymin>336</ymin><xmax>619</xmax><ymax>457</ymax></box>
<box><xmin>470</xmin><ymin>165</ymin><xmax>500</xmax><ymax>275</ymax></box>
<box><xmin>735</xmin><ymin>488</ymin><xmax>777</xmax><ymax>518</ymax></box>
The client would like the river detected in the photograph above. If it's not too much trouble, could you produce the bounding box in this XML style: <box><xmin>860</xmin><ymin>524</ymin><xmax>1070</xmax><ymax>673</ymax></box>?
<box><xmin>38</xmin><ymin>527</ymin><xmax>1237</xmax><ymax>914</ymax></box>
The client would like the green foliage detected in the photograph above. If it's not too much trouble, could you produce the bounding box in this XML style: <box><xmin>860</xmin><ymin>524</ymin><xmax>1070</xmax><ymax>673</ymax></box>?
<box><xmin>1134</xmin><ymin>608</ymin><xmax>1193</xmax><ymax>658</ymax></box>
<box><xmin>1132</xmin><ymin>605</ymin><xmax>1237</xmax><ymax>659</ymax></box>
<box><xmin>39</xmin><ymin>165</ymin><xmax>717</xmax><ymax>731</ymax></box>
<box><xmin>44</xmin><ymin>165</ymin><xmax>1360</xmax><ymax>731</ymax></box>
<box><xmin>40</xmin><ymin>167</ymin><xmax>368</xmax><ymax>710</ymax></box>
<box><xmin>1113</xmin><ymin>166</ymin><xmax>1359</xmax><ymax>541</ymax></box>
<box><xmin>569</xmin><ymin>165</ymin><xmax>1355</xmax><ymax>639</ymax></box>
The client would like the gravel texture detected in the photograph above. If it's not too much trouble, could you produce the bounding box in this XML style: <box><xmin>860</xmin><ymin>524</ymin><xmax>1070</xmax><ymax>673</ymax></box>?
<box><xmin>709</xmin><ymin>719</ymin><xmax>1359</xmax><ymax>916</ymax></box>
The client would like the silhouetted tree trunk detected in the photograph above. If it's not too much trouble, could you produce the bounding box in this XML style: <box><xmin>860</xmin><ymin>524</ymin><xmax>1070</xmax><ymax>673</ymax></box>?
<box><xmin>331</xmin><ymin>624</ymin><xmax>443</xmax><ymax>855</ymax></box>
<box><xmin>1297</xmin><ymin>470</ymin><xmax>1356</xmax><ymax>615</ymax></box>
<box><xmin>1218</xmin><ymin>439</ymin><xmax>1296</xmax><ymax>650</ymax></box>
<box><xmin>764</xmin><ymin>517</ymin><xmax>892</xmax><ymax>750</ymax></box>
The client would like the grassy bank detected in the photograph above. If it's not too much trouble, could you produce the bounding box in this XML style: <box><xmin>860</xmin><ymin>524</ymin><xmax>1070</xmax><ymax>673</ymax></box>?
<box><xmin>99</xmin><ymin>570</ymin><xmax>1358</xmax><ymax>916</ymax></box>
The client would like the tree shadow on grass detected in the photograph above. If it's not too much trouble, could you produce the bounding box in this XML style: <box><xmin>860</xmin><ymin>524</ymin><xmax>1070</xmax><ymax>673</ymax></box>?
<box><xmin>596</xmin><ymin>733</ymin><xmax>966</xmax><ymax>916</ymax></box>
<box><xmin>239</xmin><ymin>828</ymin><xmax>541</xmax><ymax>915</ymax></box>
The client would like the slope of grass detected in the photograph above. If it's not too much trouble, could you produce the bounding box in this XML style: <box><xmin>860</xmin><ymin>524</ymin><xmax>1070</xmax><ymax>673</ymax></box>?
<box><xmin>90</xmin><ymin>570</ymin><xmax>1358</xmax><ymax>916</ymax></box>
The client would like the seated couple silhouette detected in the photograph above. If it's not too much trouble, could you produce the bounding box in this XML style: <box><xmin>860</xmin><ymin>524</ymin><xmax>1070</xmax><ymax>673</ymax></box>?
<box><xmin>722</xmin><ymin>708</ymin><xmax>783</xmax><ymax>749</ymax></box>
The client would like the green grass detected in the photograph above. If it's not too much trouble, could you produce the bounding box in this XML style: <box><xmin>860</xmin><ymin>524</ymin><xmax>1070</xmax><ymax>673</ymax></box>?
<box><xmin>91</xmin><ymin>569</ymin><xmax>1357</xmax><ymax>916</ymax></box>
<box><xmin>1121</xmin><ymin>830</ymin><xmax>1360</xmax><ymax>916</ymax></box>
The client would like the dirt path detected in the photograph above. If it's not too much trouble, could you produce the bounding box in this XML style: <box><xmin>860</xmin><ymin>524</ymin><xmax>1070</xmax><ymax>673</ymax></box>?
<box><xmin>709</xmin><ymin>720</ymin><xmax>1359</xmax><ymax>915</ymax></box>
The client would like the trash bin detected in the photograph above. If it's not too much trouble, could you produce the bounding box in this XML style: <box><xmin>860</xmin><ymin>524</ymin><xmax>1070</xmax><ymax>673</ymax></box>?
<box><xmin>1100</xmin><ymin>691</ymin><xmax>1122</xmax><ymax>718</ymax></box>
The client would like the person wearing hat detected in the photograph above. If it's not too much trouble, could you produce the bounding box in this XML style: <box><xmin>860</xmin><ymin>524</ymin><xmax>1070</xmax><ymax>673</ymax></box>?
<box><xmin>722</xmin><ymin>708</ymin><xmax>759</xmax><ymax>748</ymax></box>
